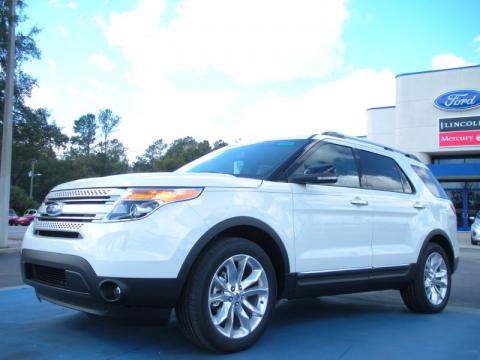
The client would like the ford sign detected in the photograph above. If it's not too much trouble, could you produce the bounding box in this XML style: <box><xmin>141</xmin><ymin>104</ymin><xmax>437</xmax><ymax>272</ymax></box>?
<box><xmin>434</xmin><ymin>89</ymin><xmax>480</xmax><ymax>111</ymax></box>
<box><xmin>46</xmin><ymin>202</ymin><xmax>64</xmax><ymax>216</ymax></box>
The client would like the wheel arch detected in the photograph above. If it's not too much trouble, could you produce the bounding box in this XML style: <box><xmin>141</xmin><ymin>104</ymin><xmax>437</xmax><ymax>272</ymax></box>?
<box><xmin>419</xmin><ymin>229</ymin><xmax>456</xmax><ymax>272</ymax></box>
<box><xmin>177</xmin><ymin>216</ymin><xmax>291</xmax><ymax>298</ymax></box>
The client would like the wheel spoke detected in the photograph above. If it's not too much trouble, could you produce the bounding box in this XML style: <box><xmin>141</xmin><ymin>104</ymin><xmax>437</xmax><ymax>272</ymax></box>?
<box><xmin>242</xmin><ymin>298</ymin><xmax>263</xmax><ymax>316</ymax></box>
<box><xmin>237</xmin><ymin>256</ymin><xmax>249</xmax><ymax>284</ymax></box>
<box><xmin>225</xmin><ymin>258</ymin><xmax>238</xmax><ymax>286</ymax></box>
<box><xmin>213</xmin><ymin>301</ymin><xmax>232</xmax><ymax>326</ymax></box>
<box><xmin>236</xmin><ymin>306</ymin><xmax>252</xmax><ymax>333</ymax></box>
<box><xmin>209</xmin><ymin>293</ymin><xmax>229</xmax><ymax>304</ymax></box>
<box><xmin>212</xmin><ymin>275</ymin><xmax>227</xmax><ymax>291</ymax></box>
<box><xmin>241</xmin><ymin>269</ymin><xmax>263</xmax><ymax>289</ymax></box>
<box><xmin>223</xmin><ymin>302</ymin><xmax>235</xmax><ymax>337</ymax></box>
<box><xmin>243</xmin><ymin>286</ymin><xmax>268</xmax><ymax>298</ymax></box>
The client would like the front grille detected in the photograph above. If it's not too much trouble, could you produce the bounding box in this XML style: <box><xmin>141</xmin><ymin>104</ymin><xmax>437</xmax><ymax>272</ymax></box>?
<box><xmin>26</xmin><ymin>264</ymin><xmax>68</xmax><ymax>288</ymax></box>
<box><xmin>33</xmin><ymin>187</ymin><xmax>124</xmax><ymax>238</ymax></box>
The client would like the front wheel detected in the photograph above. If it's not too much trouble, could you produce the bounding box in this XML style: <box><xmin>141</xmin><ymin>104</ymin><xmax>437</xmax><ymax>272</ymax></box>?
<box><xmin>176</xmin><ymin>237</ymin><xmax>277</xmax><ymax>353</ymax></box>
<box><xmin>400</xmin><ymin>243</ymin><xmax>451</xmax><ymax>313</ymax></box>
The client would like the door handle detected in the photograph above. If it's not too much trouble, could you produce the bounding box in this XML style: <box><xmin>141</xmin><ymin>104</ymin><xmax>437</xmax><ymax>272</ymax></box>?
<box><xmin>351</xmin><ymin>198</ymin><xmax>368</xmax><ymax>206</ymax></box>
<box><xmin>413</xmin><ymin>202</ymin><xmax>426</xmax><ymax>209</ymax></box>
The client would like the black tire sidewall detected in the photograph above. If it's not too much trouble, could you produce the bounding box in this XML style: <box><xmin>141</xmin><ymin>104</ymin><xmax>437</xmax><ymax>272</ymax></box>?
<box><xmin>193</xmin><ymin>238</ymin><xmax>277</xmax><ymax>352</ymax></box>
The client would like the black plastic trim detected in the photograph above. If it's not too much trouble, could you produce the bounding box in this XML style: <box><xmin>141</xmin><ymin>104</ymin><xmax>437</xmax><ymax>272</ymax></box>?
<box><xmin>177</xmin><ymin>217</ymin><xmax>290</xmax><ymax>286</ymax></box>
<box><xmin>284</xmin><ymin>265</ymin><xmax>416</xmax><ymax>299</ymax></box>
<box><xmin>21</xmin><ymin>249</ymin><xmax>181</xmax><ymax>317</ymax></box>
<box><xmin>419</xmin><ymin>229</ymin><xmax>457</xmax><ymax>273</ymax></box>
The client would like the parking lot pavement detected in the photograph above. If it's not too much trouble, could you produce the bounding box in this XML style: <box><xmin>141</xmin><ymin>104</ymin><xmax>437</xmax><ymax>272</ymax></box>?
<box><xmin>0</xmin><ymin>286</ymin><xmax>479</xmax><ymax>360</ymax></box>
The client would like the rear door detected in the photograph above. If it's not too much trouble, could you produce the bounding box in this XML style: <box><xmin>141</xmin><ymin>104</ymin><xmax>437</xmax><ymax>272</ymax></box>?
<box><xmin>291</xmin><ymin>141</ymin><xmax>373</xmax><ymax>273</ymax></box>
<box><xmin>355</xmin><ymin>149</ymin><xmax>421</xmax><ymax>267</ymax></box>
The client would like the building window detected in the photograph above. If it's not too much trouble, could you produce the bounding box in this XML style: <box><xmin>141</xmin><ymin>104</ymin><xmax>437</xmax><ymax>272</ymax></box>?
<box><xmin>432</xmin><ymin>156</ymin><xmax>480</xmax><ymax>164</ymax></box>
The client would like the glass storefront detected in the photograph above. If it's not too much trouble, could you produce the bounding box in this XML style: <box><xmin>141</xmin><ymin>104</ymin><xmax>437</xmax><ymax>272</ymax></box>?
<box><xmin>440</xmin><ymin>181</ymin><xmax>480</xmax><ymax>230</ymax></box>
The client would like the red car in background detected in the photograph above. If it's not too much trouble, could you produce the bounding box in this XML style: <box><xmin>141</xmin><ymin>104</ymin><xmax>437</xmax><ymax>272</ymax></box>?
<box><xmin>8</xmin><ymin>209</ymin><xmax>18</xmax><ymax>225</ymax></box>
<box><xmin>11</xmin><ymin>209</ymin><xmax>37</xmax><ymax>226</ymax></box>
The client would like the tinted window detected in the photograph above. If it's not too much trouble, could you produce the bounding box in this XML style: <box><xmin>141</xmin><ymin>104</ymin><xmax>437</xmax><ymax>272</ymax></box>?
<box><xmin>358</xmin><ymin>150</ymin><xmax>405</xmax><ymax>192</ymax></box>
<box><xmin>412</xmin><ymin>165</ymin><xmax>448</xmax><ymax>199</ymax></box>
<box><xmin>293</xmin><ymin>143</ymin><xmax>360</xmax><ymax>187</ymax></box>
<box><xmin>179</xmin><ymin>140</ymin><xmax>309</xmax><ymax>180</ymax></box>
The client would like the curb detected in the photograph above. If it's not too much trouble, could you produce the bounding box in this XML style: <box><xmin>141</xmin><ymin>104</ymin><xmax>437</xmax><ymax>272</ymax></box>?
<box><xmin>0</xmin><ymin>247</ymin><xmax>21</xmax><ymax>254</ymax></box>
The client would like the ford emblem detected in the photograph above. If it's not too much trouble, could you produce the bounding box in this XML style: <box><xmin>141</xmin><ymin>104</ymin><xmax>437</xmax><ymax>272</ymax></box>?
<box><xmin>434</xmin><ymin>89</ymin><xmax>480</xmax><ymax>111</ymax></box>
<box><xmin>46</xmin><ymin>202</ymin><xmax>63</xmax><ymax>216</ymax></box>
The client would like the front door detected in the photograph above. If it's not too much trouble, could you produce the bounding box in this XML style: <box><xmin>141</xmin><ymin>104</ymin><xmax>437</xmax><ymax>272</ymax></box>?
<box><xmin>291</xmin><ymin>142</ymin><xmax>373</xmax><ymax>273</ymax></box>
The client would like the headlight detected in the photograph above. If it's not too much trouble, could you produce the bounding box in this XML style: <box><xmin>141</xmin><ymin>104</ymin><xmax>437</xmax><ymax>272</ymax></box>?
<box><xmin>105</xmin><ymin>188</ymin><xmax>203</xmax><ymax>221</ymax></box>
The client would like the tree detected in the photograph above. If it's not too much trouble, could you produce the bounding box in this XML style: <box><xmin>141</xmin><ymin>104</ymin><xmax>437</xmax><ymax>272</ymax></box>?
<box><xmin>98</xmin><ymin>109</ymin><xmax>120</xmax><ymax>155</ymax></box>
<box><xmin>70</xmin><ymin>113</ymin><xmax>97</xmax><ymax>156</ymax></box>
<box><xmin>152</xmin><ymin>137</ymin><xmax>227</xmax><ymax>172</ymax></box>
<box><xmin>0</xmin><ymin>0</ymin><xmax>41</xmax><ymax>125</ymax></box>
<box><xmin>11</xmin><ymin>108</ymin><xmax>68</xmax><ymax>200</ymax></box>
<box><xmin>133</xmin><ymin>139</ymin><xmax>167</xmax><ymax>172</ymax></box>
<box><xmin>212</xmin><ymin>139</ymin><xmax>228</xmax><ymax>150</ymax></box>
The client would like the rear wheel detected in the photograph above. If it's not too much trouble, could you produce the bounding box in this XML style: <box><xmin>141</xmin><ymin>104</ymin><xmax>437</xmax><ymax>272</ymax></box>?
<box><xmin>176</xmin><ymin>237</ymin><xmax>277</xmax><ymax>353</ymax></box>
<box><xmin>401</xmin><ymin>243</ymin><xmax>451</xmax><ymax>313</ymax></box>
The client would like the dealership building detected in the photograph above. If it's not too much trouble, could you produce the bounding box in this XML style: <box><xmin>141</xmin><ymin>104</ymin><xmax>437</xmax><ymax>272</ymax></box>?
<box><xmin>367</xmin><ymin>64</ymin><xmax>480</xmax><ymax>231</ymax></box>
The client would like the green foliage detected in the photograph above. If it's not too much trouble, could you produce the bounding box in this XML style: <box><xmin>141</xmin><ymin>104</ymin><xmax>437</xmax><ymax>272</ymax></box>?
<box><xmin>10</xmin><ymin>185</ymin><xmax>39</xmax><ymax>214</ymax></box>
<box><xmin>0</xmin><ymin>0</ymin><xmax>41</xmax><ymax>123</ymax></box>
<box><xmin>70</xmin><ymin>113</ymin><xmax>97</xmax><ymax>156</ymax></box>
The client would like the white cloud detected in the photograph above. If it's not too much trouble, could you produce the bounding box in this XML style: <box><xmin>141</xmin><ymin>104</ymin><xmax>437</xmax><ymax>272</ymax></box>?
<box><xmin>87</xmin><ymin>52</ymin><xmax>114</xmax><ymax>71</ymax></box>
<box><xmin>474</xmin><ymin>35</ymin><xmax>480</xmax><ymax>54</ymax></box>
<box><xmin>57</xmin><ymin>25</ymin><xmax>69</xmax><ymax>39</ymax></box>
<box><xmin>431</xmin><ymin>54</ymin><xmax>473</xmax><ymax>70</ymax></box>
<box><xmin>66</xmin><ymin>1</ymin><xmax>78</xmax><ymax>10</ymax></box>
<box><xmin>26</xmin><ymin>81</ymin><xmax>62</xmax><ymax>111</ymax></box>
<box><xmin>234</xmin><ymin>68</ymin><xmax>396</xmax><ymax>141</ymax></box>
<box><xmin>105</xmin><ymin>0</ymin><xmax>349</xmax><ymax>84</ymax></box>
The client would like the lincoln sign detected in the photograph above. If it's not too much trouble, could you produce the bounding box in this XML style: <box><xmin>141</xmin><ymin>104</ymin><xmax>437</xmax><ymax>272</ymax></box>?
<box><xmin>439</xmin><ymin>116</ymin><xmax>480</xmax><ymax>147</ymax></box>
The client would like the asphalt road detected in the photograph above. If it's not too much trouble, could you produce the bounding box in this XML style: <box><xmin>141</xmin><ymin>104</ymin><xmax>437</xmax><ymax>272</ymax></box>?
<box><xmin>7</xmin><ymin>225</ymin><xmax>27</xmax><ymax>241</ymax></box>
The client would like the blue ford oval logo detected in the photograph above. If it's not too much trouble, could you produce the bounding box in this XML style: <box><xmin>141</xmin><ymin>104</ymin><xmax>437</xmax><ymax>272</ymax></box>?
<box><xmin>434</xmin><ymin>89</ymin><xmax>480</xmax><ymax>111</ymax></box>
<box><xmin>46</xmin><ymin>202</ymin><xmax>63</xmax><ymax>216</ymax></box>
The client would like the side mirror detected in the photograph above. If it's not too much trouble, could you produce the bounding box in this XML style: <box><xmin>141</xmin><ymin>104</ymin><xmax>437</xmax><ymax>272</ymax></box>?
<box><xmin>289</xmin><ymin>163</ymin><xmax>338</xmax><ymax>185</ymax></box>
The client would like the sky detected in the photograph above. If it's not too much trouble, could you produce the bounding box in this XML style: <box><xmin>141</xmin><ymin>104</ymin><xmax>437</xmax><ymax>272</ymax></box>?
<box><xmin>22</xmin><ymin>0</ymin><xmax>480</xmax><ymax>160</ymax></box>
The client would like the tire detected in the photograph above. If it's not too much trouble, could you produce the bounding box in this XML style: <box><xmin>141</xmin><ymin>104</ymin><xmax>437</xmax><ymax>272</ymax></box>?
<box><xmin>176</xmin><ymin>237</ymin><xmax>277</xmax><ymax>353</ymax></box>
<box><xmin>400</xmin><ymin>243</ymin><xmax>451</xmax><ymax>313</ymax></box>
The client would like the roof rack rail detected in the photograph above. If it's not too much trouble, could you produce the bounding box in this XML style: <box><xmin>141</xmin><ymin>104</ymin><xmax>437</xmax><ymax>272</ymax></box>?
<box><xmin>320</xmin><ymin>131</ymin><xmax>422</xmax><ymax>162</ymax></box>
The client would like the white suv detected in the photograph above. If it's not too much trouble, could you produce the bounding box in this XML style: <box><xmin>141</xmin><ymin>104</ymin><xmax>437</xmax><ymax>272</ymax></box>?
<box><xmin>21</xmin><ymin>132</ymin><xmax>459</xmax><ymax>352</ymax></box>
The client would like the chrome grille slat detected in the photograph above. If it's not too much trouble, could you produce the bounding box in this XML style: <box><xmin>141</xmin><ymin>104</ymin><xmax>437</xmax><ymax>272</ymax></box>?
<box><xmin>34</xmin><ymin>187</ymin><xmax>123</xmax><ymax>238</ymax></box>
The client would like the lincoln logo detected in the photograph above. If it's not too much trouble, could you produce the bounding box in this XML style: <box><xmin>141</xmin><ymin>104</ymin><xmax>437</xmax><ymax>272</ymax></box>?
<box><xmin>46</xmin><ymin>202</ymin><xmax>63</xmax><ymax>216</ymax></box>
<box><xmin>434</xmin><ymin>89</ymin><xmax>480</xmax><ymax>111</ymax></box>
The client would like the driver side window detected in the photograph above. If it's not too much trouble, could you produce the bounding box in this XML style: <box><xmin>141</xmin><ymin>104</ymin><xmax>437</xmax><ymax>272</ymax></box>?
<box><xmin>293</xmin><ymin>143</ymin><xmax>360</xmax><ymax>188</ymax></box>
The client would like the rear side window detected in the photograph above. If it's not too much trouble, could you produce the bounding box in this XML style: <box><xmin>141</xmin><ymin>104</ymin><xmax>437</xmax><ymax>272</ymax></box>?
<box><xmin>411</xmin><ymin>165</ymin><xmax>448</xmax><ymax>199</ymax></box>
<box><xmin>358</xmin><ymin>150</ymin><xmax>412</xmax><ymax>193</ymax></box>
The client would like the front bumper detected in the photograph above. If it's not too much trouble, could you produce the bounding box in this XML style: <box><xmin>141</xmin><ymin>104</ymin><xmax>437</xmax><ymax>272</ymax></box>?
<box><xmin>21</xmin><ymin>249</ymin><xmax>182</xmax><ymax>317</ymax></box>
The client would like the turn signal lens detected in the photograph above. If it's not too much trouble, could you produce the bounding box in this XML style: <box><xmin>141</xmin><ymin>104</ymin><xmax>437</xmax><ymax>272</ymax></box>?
<box><xmin>121</xmin><ymin>188</ymin><xmax>202</xmax><ymax>203</ymax></box>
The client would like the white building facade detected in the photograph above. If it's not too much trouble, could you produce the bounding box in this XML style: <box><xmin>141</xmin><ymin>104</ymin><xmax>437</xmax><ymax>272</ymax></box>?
<box><xmin>367</xmin><ymin>65</ymin><xmax>480</xmax><ymax>230</ymax></box>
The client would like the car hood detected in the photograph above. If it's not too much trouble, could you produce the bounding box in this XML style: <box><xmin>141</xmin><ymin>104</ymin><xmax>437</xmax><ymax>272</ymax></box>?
<box><xmin>51</xmin><ymin>172</ymin><xmax>263</xmax><ymax>191</ymax></box>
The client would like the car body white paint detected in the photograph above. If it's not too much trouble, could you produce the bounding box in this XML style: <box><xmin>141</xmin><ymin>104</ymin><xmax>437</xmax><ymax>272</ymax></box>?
<box><xmin>22</xmin><ymin>134</ymin><xmax>459</xmax><ymax>281</ymax></box>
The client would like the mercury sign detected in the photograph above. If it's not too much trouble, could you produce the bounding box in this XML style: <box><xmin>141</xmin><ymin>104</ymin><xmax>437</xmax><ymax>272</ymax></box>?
<box><xmin>439</xmin><ymin>116</ymin><xmax>480</xmax><ymax>147</ymax></box>
<box><xmin>434</xmin><ymin>89</ymin><xmax>480</xmax><ymax>111</ymax></box>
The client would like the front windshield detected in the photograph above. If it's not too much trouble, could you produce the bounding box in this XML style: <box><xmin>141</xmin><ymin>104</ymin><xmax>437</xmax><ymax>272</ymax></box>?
<box><xmin>177</xmin><ymin>139</ymin><xmax>310</xmax><ymax>180</ymax></box>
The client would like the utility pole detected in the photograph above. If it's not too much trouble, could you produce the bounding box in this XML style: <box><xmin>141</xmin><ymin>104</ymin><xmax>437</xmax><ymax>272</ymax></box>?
<box><xmin>29</xmin><ymin>159</ymin><xmax>36</xmax><ymax>198</ymax></box>
<box><xmin>0</xmin><ymin>0</ymin><xmax>17</xmax><ymax>248</ymax></box>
